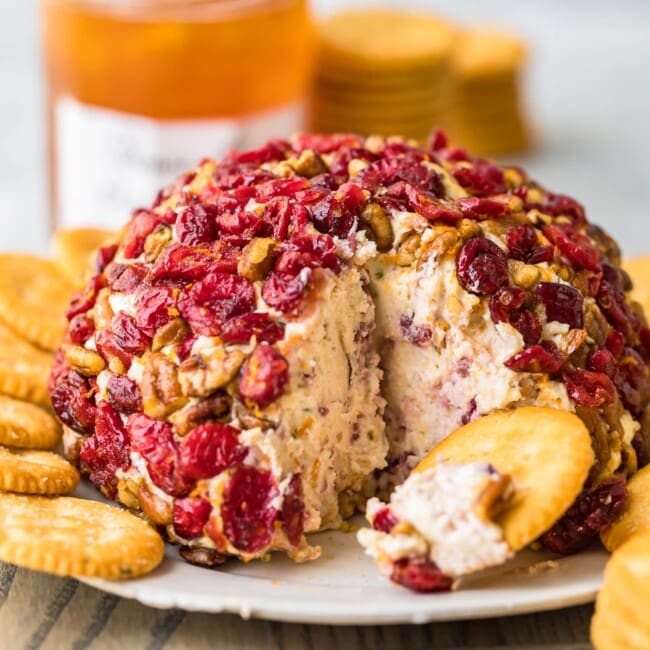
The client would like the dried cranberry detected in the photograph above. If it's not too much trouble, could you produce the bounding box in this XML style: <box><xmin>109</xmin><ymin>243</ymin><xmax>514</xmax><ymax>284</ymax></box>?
<box><xmin>489</xmin><ymin>286</ymin><xmax>527</xmax><ymax>322</ymax></box>
<box><xmin>505</xmin><ymin>342</ymin><xmax>566</xmax><ymax>373</ymax></box>
<box><xmin>527</xmin><ymin>245</ymin><xmax>555</xmax><ymax>264</ymax></box>
<box><xmin>373</xmin><ymin>506</ymin><xmax>398</xmax><ymax>533</ymax></box>
<box><xmin>262</xmin><ymin>269</ymin><xmax>312</xmax><ymax>313</ymax></box>
<box><xmin>256</xmin><ymin>177</ymin><xmax>309</xmax><ymax>202</ymax></box>
<box><xmin>128</xmin><ymin>414</ymin><xmax>192</xmax><ymax>497</ymax></box>
<box><xmin>176</xmin><ymin>204</ymin><xmax>218</xmax><ymax>245</ymax></box>
<box><xmin>263</xmin><ymin>198</ymin><xmax>309</xmax><ymax>241</ymax></box>
<box><xmin>428</xmin><ymin>128</ymin><xmax>448</xmax><ymax>151</ymax></box>
<box><xmin>390</xmin><ymin>557</ymin><xmax>453</xmax><ymax>593</ymax></box>
<box><xmin>65</xmin><ymin>275</ymin><xmax>105</xmax><ymax>320</ymax></box>
<box><xmin>228</xmin><ymin>140</ymin><xmax>289</xmax><ymax>165</ymax></box>
<box><xmin>436</xmin><ymin>146</ymin><xmax>469</xmax><ymax>163</ymax></box>
<box><xmin>528</xmin><ymin>192</ymin><xmax>586</xmax><ymax>225</ymax></box>
<box><xmin>385</xmin><ymin>181</ymin><xmax>460</xmax><ymax>222</ymax></box>
<box><xmin>221</xmin><ymin>313</ymin><xmax>284</xmax><ymax>345</ymax></box>
<box><xmin>451</xmin><ymin>160</ymin><xmax>506</xmax><ymax>196</ymax></box>
<box><xmin>178</xmin><ymin>272</ymin><xmax>255</xmax><ymax>336</ymax></box>
<box><xmin>239</xmin><ymin>344</ymin><xmax>289</xmax><ymax>407</ymax></box>
<box><xmin>152</xmin><ymin>171</ymin><xmax>196</xmax><ymax>208</ymax></box>
<box><xmin>221</xmin><ymin>466</ymin><xmax>279</xmax><ymax>553</ymax></box>
<box><xmin>79</xmin><ymin>402</ymin><xmax>130</xmax><ymax>499</ymax></box>
<box><xmin>588</xmin><ymin>349</ymin><xmax>617</xmax><ymax>378</ymax></box>
<box><xmin>67</xmin><ymin>314</ymin><xmax>95</xmax><ymax>345</ymax></box>
<box><xmin>281</xmin><ymin>474</ymin><xmax>305</xmax><ymax>546</ymax></box>
<box><xmin>309</xmin><ymin>173</ymin><xmax>340</xmax><ymax>191</ymax></box>
<box><xmin>563</xmin><ymin>369</ymin><xmax>616</xmax><ymax>407</ymax></box>
<box><xmin>606</xmin><ymin>329</ymin><xmax>626</xmax><ymax>358</ymax></box>
<box><xmin>399</xmin><ymin>314</ymin><xmax>432</xmax><ymax>346</ymax></box>
<box><xmin>357</xmin><ymin>158</ymin><xmax>442</xmax><ymax>196</ymax></box>
<box><xmin>111</xmin><ymin>312</ymin><xmax>151</xmax><ymax>355</ymax></box>
<box><xmin>540</xmin><ymin>478</ymin><xmax>627</xmax><ymax>555</ymax></box>
<box><xmin>543</xmin><ymin>224</ymin><xmax>602</xmax><ymax>272</ymax></box>
<box><xmin>506</xmin><ymin>224</ymin><xmax>538</xmax><ymax>261</ymax></box>
<box><xmin>123</xmin><ymin>210</ymin><xmax>173</xmax><ymax>259</ymax></box>
<box><xmin>275</xmin><ymin>233</ymin><xmax>340</xmax><ymax>275</ymax></box>
<box><xmin>510</xmin><ymin>311</ymin><xmax>543</xmax><ymax>345</ymax></box>
<box><xmin>133</xmin><ymin>285</ymin><xmax>176</xmax><ymax>336</ymax></box>
<box><xmin>50</xmin><ymin>370</ymin><xmax>96</xmax><ymax>434</ymax></box>
<box><xmin>536</xmin><ymin>282</ymin><xmax>584</xmax><ymax>329</ymax></box>
<box><xmin>177</xmin><ymin>334</ymin><xmax>198</xmax><ymax>361</ymax></box>
<box><xmin>597</xmin><ymin>280</ymin><xmax>639</xmax><ymax>339</ymax></box>
<box><xmin>311</xmin><ymin>183</ymin><xmax>365</xmax><ymax>238</ymax></box>
<box><xmin>179</xmin><ymin>423</ymin><xmax>247</xmax><ymax>481</ymax></box>
<box><xmin>106</xmin><ymin>374</ymin><xmax>142</xmax><ymax>414</ymax></box>
<box><xmin>454</xmin><ymin>196</ymin><xmax>510</xmax><ymax>219</ymax></box>
<box><xmin>292</xmin><ymin>133</ymin><xmax>360</xmax><ymax>154</ymax></box>
<box><xmin>95</xmin><ymin>329</ymin><xmax>132</xmax><ymax>369</ymax></box>
<box><xmin>152</xmin><ymin>243</ymin><xmax>238</xmax><ymax>281</ymax></box>
<box><xmin>173</xmin><ymin>497</ymin><xmax>213</xmax><ymax>540</ymax></box>
<box><xmin>615</xmin><ymin>347</ymin><xmax>650</xmax><ymax>415</ymax></box>
<box><xmin>106</xmin><ymin>263</ymin><xmax>148</xmax><ymax>294</ymax></box>
<box><xmin>456</xmin><ymin>238</ymin><xmax>509</xmax><ymax>295</ymax></box>
<box><xmin>95</xmin><ymin>244</ymin><xmax>118</xmax><ymax>274</ymax></box>
<box><xmin>215</xmin><ymin>211</ymin><xmax>272</xmax><ymax>247</ymax></box>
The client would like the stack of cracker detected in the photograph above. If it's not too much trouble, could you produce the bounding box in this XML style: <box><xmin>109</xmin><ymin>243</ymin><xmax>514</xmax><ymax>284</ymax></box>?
<box><xmin>310</xmin><ymin>10</ymin><xmax>456</xmax><ymax>143</ymax></box>
<box><xmin>446</xmin><ymin>29</ymin><xmax>531</xmax><ymax>155</ymax></box>
<box><xmin>0</xmin><ymin>228</ymin><xmax>165</xmax><ymax>580</ymax></box>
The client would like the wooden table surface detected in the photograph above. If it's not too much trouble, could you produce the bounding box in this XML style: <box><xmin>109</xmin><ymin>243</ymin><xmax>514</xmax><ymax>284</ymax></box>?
<box><xmin>0</xmin><ymin>562</ymin><xmax>594</xmax><ymax>650</ymax></box>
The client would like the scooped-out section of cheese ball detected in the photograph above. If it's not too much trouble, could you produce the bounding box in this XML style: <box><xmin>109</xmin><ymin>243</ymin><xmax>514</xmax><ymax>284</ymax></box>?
<box><xmin>51</xmin><ymin>130</ymin><xmax>650</xmax><ymax>563</ymax></box>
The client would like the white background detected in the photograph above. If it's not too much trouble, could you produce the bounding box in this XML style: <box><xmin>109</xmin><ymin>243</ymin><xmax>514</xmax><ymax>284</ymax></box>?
<box><xmin>2</xmin><ymin>0</ymin><xmax>650</xmax><ymax>256</ymax></box>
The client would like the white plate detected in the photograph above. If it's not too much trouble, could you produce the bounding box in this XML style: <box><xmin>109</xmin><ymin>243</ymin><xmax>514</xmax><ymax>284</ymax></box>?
<box><xmin>76</xmin><ymin>485</ymin><xmax>606</xmax><ymax>625</ymax></box>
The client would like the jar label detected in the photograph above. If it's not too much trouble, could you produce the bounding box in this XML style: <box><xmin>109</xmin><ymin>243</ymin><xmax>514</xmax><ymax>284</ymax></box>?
<box><xmin>55</xmin><ymin>97</ymin><xmax>305</xmax><ymax>228</ymax></box>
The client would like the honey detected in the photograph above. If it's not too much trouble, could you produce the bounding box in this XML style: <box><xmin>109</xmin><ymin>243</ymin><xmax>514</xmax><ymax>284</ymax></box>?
<box><xmin>43</xmin><ymin>0</ymin><xmax>314</xmax><ymax>228</ymax></box>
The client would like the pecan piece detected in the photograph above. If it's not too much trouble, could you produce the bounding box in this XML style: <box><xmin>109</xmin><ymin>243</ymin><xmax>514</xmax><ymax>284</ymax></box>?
<box><xmin>360</xmin><ymin>203</ymin><xmax>393</xmax><ymax>252</ymax></box>
<box><xmin>152</xmin><ymin>317</ymin><xmax>190</xmax><ymax>352</ymax></box>
<box><xmin>143</xmin><ymin>225</ymin><xmax>172</xmax><ymax>263</ymax></box>
<box><xmin>291</xmin><ymin>150</ymin><xmax>328</xmax><ymax>178</ymax></box>
<box><xmin>170</xmin><ymin>390</ymin><xmax>232</xmax><ymax>436</ymax></box>
<box><xmin>179</xmin><ymin>546</ymin><xmax>227</xmax><ymax>568</ymax></box>
<box><xmin>394</xmin><ymin>233</ymin><xmax>421</xmax><ymax>266</ymax></box>
<box><xmin>138</xmin><ymin>484</ymin><xmax>172</xmax><ymax>525</ymax></box>
<box><xmin>141</xmin><ymin>352</ymin><xmax>188</xmax><ymax>418</ymax></box>
<box><xmin>61</xmin><ymin>343</ymin><xmax>106</xmax><ymax>377</ymax></box>
<box><xmin>94</xmin><ymin>288</ymin><xmax>114</xmax><ymax>330</ymax></box>
<box><xmin>237</xmin><ymin>238</ymin><xmax>277</xmax><ymax>282</ymax></box>
<box><xmin>584</xmin><ymin>304</ymin><xmax>610</xmax><ymax>347</ymax></box>
<box><xmin>178</xmin><ymin>345</ymin><xmax>246</xmax><ymax>397</ymax></box>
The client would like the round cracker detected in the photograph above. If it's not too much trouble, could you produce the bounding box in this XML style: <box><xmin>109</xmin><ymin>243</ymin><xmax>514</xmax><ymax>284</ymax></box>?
<box><xmin>601</xmin><ymin>465</ymin><xmax>650</xmax><ymax>551</ymax></box>
<box><xmin>0</xmin><ymin>493</ymin><xmax>164</xmax><ymax>579</ymax></box>
<box><xmin>416</xmin><ymin>407</ymin><xmax>594</xmax><ymax>551</ymax></box>
<box><xmin>0</xmin><ymin>395</ymin><xmax>60</xmax><ymax>449</ymax></box>
<box><xmin>0</xmin><ymin>446</ymin><xmax>79</xmax><ymax>495</ymax></box>
<box><xmin>52</xmin><ymin>228</ymin><xmax>116</xmax><ymax>284</ymax></box>
<box><xmin>624</xmin><ymin>256</ymin><xmax>650</xmax><ymax>319</ymax></box>
<box><xmin>591</xmin><ymin>533</ymin><xmax>650</xmax><ymax>650</ymax></box>
<box><xmin>0</xmin><ymin>321</ymin><xmax>52</xmax><ymax>406</ymax></box>
<box><xmin>0</xmin><ymin>254</ymin><xmax>74</xmax><ymax>351</ymax></box>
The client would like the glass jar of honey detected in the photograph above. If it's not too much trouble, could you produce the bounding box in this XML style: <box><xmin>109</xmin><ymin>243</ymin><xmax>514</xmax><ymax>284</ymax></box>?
<box><xmin>42</xmin><ymin>0</ymin><xmax>314</xmax><ymax>228</ymax></box>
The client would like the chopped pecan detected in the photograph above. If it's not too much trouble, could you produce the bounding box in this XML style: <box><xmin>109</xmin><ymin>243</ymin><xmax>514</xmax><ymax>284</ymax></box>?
<box><xmin>144</xmin><ymin>225</ymin><xmax>172</xmax><ymax>263</ymax></box>
<box><xmin>61</xmin><ymin>343</ymin><xmax>106</xmax><ymax>377</ymax></box>
<box><xmin>237</xmin><ymin>238</ymin><xmax>277</xmax><ymax>281</ymax></box>
<box><xmin>138</xmin><ymin>484</ymin><xmax>172</xmax><ymax>525</ymax></box>
<box><xmin>394</xmin><ymin>233</ymin><xmax>421</xmax><ymax>266</ymax></box>
<box><xmin>457</xmin><ymin>218</ymin><xmax>482</xmax><ymax>241</ymax></box>
<box><xmin>94</xmin><ymin>288</ymin><xmax>114</xmax><ymax>330</ymax></box>
<box><xmin>586</xmin><ymin>224</ymin><xmax>621</xmax><ymax>266</ymax></box>
<box><xmin>141</xmin><ymin>352</ymin><xmax>188</xmax><ymax>418</ymax></box>
<box><xmin>565</xmin><ymin>328</ymin><xmax>588</xmax><ymax>356</ymax></box>
<box><xmin>232</xmin><ymin>401</ymin><xmax>274</xmax><ymax>430</ymax></box>
<box><xmin>360</xmin><ymin>203</ymin><xmax>393</xmax><ymax>252</ymax></box>
<box><xmin>291</xmin><ymin>150</ymin><xmax>328</xmax><ymax>178</ymax></box>
<box><xmin>511</xmin><ymin>262</ymin><xmax>540</xmax><ymax>289</ymax></box>
<box><xmin>575</xmin><ymin>405</ymin><xmax>611</xmax><ymax>478</ymax></box>
<box><xmin>635</xmin><ymin>402</ymin><xmax>650</xmax><ymax>467</ymax></box>
<box><xmin>178</xmin><ymin>344</ymin><xmax>246</xmax><ymax>397</ymax></box>
<box><xmin>427</xmin><ymin>228</ymin><xmax>459</xmax><ymax>258</ymax></box>
<box><xmin>179</xmin><ymin>546</ymin><xmax>227</xmax><ymax>568</ymax></box>
<box><xmin>584</xmin><ymin>303</ymin><xmax>610</xmax><ymax>347</ymax></box>
<box><xmin>117</xmin><ymin>477</ymin><xmax>141</xmax><ymax>510</ymax></box>
<box><xmin>152</xmin><ymin>317</ymin><xmax>190</xmax><ymax>352</ymax></box>
<box><xmin>170</xmin><ymin>390</ymin><xmax>232</xmax><ymax>436</ymax></box>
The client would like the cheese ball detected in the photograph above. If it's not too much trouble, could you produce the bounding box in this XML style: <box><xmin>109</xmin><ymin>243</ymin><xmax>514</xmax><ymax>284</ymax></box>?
<box><xmin>51</xmin><ymin>130</ymin><xmax>650</xmax><ymax>563</ymax></box>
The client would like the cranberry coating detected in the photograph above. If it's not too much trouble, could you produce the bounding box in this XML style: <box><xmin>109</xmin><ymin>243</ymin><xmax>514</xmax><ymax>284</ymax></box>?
<box><xmin>563</xmin><ymin>369</ymin><xmax>617</xmax><ymax>407</ymax></box>
<box><xmin>221</xmin><ymin>313</ymin><xmax>284</xmax><ymax>345</ymax></box>
<box><xmin>239</xmin><ymin>345</ymin><xmax>289</xmax><ymax>407</ymax></box>
<box><xmin>106</xmin><ymin>374</ymin><xmax>142</xmax><ymax>415</ymax></box>
<box><xmin>372</xmin><ymin>506</ymin><xmax>399</xmax><ymax>533</ymax></box>
<box><xmin>456</xmin><ymin>238</ymin><xmax>509</xmax><ymax>295</ymax></box>
<box><xmin>281</xmin><ymin>474</ymin><xmax>306</xmax><ymax>547</ymax></box>
<box><xmin>173</xmin><ymin>497</ymin><xmax>213</xmax><ymax>540</ymax></box>
<box><xmin>50</xmin><ymin>370</ymin><xmax>96</xmax><ymax>434</ymax></box>
<box><xmin>536</xmin><ymin>282</ymin><xmax>584</xmax><ymax>329</ymax></box>
<box><xmin>390</xmin><ymin>557</ymin><xmax>453</xmax><ymax>593</ymax></box>
<box><xmin>221</xmin><ymin>466</ymin><xmax>279</xmax><ymax>553</ymax></box>
<box><xmin>540</xmin><ymin>478</ymin><xmax>627</xmax><ymax>555</ymax></box>
<box><xmin>179</xmin><ymin>422</ymin><xmax>247</xmax><ymax>481</ymax></box>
